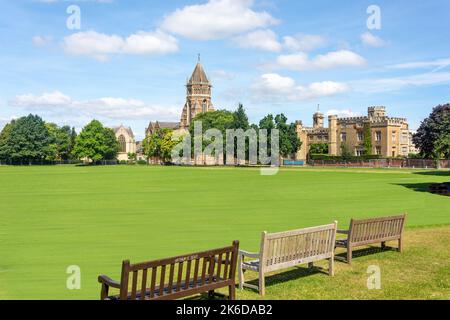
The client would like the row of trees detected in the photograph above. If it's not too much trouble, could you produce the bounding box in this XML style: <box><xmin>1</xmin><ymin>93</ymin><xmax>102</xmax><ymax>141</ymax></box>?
<box><xmin>0</xmin><ymin>115</ymin><xmax>119</xmax><ymax>163</ymax></box>
<box><xmin>142</xmin><ymin>104</ymin><xmax>302</xmax><ymax>162</ymax></box>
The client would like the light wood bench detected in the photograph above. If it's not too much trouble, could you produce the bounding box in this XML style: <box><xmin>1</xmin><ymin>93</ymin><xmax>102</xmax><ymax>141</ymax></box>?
<box><xmin>98</xmin><ymin>241</ymin><xmax>239</xmax><ymax>300</ymax></box>
<box><xmin>336</xmin><ymin>214</ymin><xmax>406</xmax><ymax>264</ymax></box>
<box><xmin>238</xmin><ymin>222</ymin><xmax>337</xmax><ymax>296</ymax></box>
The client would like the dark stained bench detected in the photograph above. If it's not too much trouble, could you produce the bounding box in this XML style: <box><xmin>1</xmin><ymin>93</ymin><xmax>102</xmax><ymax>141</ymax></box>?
<box><xmin>336</xmin><ymin>214</ymin><xmax>406</xmax><ymax>263</ymax></box>
<box><xmin>98</xmin><ymin>241</ymin><xmax>239</xmax><ymax>300</ymax></box>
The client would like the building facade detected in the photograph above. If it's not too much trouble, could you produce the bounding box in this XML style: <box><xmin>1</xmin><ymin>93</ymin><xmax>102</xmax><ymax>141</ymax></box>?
<box><xmin>113</xmin><ymin>125</ymin><xmax>136</xmax><ymax>161</ymax></box>
<box><xmin>296</xmin><ymin>106</ymin><xmax>413</xmax><ymax>160</ymax></box>
<box><xmin>180</xmin><ymin>60</ymin><xmax>214</xmax><ymax>129</ymax></box>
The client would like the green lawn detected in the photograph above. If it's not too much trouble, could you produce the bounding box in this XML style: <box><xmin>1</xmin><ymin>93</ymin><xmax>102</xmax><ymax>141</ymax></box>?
<box><xmin>0</xmin><ymin>165</ymin><xmax>449</xmax><ymax>299</ymax></box>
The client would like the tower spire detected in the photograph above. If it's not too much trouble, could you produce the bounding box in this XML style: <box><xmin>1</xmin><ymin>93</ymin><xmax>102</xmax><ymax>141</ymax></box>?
<box><xmin>198</xmin><ymin>53</ymin><xmax>201</xmax><ymax>63</ymax></box>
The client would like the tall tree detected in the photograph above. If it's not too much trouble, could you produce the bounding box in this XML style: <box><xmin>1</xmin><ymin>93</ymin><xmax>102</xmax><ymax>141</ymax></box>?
<box><xmin>72</xmin><ymin>120</ymin><xmax>119</xmax><ymax>162</ymax></box>
<box><xmin>231</xmin><ymin>104</ymin><xmax>249</xmax><ymax>130</ymax></box>
<box><xmin>275</xmin><ymin>114</ymin><xmax>302</xmax><ymax>158</ymax></box>
<box><xmin>46</xmin><ymin>123</ymin><xmax>72</xmax><ymax>161</ymax></box>
<box><xmin>143</xmin><ymin>128</ymin><xmax>181</xmax><ymax>163</ymax></box>
<box><xmin>0</xmin><ymin>120</ymin><xmax>16</xmax><ymax>161</ymax></box>
<box><xmin>413</xmin><ymin>104</ymin><xmax>450</xmax><ymax>158</ymax></box>
<box><xmin>5</xmin><ymin>114</ymin><xmax>54</xmax><ymax>164</ymax></box>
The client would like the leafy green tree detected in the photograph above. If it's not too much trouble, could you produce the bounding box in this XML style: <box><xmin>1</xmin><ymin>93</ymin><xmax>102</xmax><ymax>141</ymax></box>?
<box><xmin>0</xmin><ymin>120</ymin><xmax>16</xmax><ymax>161</ymax></box>
<box><xmin>4</xmin><ymin>114</ymin><xmax>54</xmax><ymax>164</ymax></box>
<box><xmin>72</xmin><ymin>120</ymin><xmax>119</xmax><ymax>162</ymax></box>
<box><xmin>231</xmin><ymin>104</ymin><xmax>249</xmax><ymax>130</ymax></box>
<box><xmin>274</xmin><ymin>114</ymin><xmax>302</xmax><ymax>158</ymax></box>
<box><xmin>189</xmin><ymin>110</ymin><xmax>234</xmax><ymax>153</ymax></box>
<box><xmin>413</xmin><ymin>104</ymin><xmax>450</xmax><ymax>159</ymax></box>
<box><xmin>143</xmin><ymin>128</ymin><xmax>181</xmax><ymax>163</ymax></box>
<box><xmin>363</xmin><ymin>123</ymin><xmax>372</xmax><ymax>155</ymax></box>
<box><xmin>309</xmin><ymin>143</ymin><xmax>329</xmax><ymax>155</ymax></box>
<box><xmin>46</xmin><ymin>123</ymin><xmax>72</xmax><ymax>161</ymax></box>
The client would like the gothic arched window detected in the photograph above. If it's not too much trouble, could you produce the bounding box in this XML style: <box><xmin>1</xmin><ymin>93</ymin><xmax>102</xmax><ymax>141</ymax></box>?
<box><xmin>118</xmin><ymin>135</ymin><xmax>126</xmax><ymax>153</ymax></box>
<box><xmin>202</xmin><ymin>100</ymin><xmax>207</xmax><ymax>112</ymax></box>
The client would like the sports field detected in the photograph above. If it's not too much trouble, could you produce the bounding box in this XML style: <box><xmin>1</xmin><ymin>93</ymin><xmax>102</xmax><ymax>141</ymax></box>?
<box><xmin>0</xmin><ymin>165</ymin><xmax>449</xmax><ymax>299</ymax></box>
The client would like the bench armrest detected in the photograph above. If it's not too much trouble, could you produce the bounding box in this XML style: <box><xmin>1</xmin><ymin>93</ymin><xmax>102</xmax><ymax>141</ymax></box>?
<box><xmin>239</xmin><ymin>250</ymin><xmax>260</xmax><ymax>259</ymax></box>
<box><xmin>98</xmin><ymin>275</ymin><xmax>121</xmax><ymax>289</ymax></box>
<box><xmin>337</xmin><ymin>229</ymin><xmax>349</xmax><ymax>235</ymax></box>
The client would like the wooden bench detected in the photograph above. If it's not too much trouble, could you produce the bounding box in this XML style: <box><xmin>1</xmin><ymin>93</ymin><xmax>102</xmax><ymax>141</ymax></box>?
<box><xmin>238</xmin><ymin>222</ymin><xmax>337</xmax><ymax>296</ymax></box>
<box><xmin>98</xmin><ymin>241</ymin><xmax>239</xmax><ymax>300</ymax></box>
<box><xmin>336</xmin><ymin>214</ymin><xmax>406</xmax><ymax>264</ymax></box>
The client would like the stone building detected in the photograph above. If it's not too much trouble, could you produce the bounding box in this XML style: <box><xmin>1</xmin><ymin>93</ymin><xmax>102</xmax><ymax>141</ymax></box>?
<box><xmin>113</xmin><ymin>125</ymin><xmax>136</xmax><ymax>161</ymax></box>
<box><xmin>180</xmin><ymin>58</ymin><xmax>215</xmax><ymax>129</ymax></box>
<box><xmin>296</xmin><ymin>106</ymin><xmax>413</xmax><ymax>160</ymax></box>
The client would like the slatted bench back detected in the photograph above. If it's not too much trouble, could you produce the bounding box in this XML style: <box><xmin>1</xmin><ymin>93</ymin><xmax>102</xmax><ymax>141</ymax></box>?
<box><xmin>349</xmin><ymin>214</ymin><xmax>406</xmax><ymax>246</ymax></box>
<box><xmin>261</xmin><ymin>223</ymin><xmax>337</xmax><ymax>273</ymax></box>
<box><xmin>119</xmin><ymin>241</ymin><xmax>239</xmax><ymax>300</ymax></box>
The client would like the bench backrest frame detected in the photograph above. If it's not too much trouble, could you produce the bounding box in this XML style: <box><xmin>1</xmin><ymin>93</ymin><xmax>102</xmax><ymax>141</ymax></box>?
<box><xmin>260</xmin><ymin>222</ymin><xmax>337</xmax><ymax>273</ymax></box>
<box><xmin>118</xmin><ymin>241</ymin><xmax>239</xmax><ymax>300</ymax></box>
<box><xmin>348</xmin><ymin>214</ymin><xmax>406</xmax><ymax>246</ymax></box>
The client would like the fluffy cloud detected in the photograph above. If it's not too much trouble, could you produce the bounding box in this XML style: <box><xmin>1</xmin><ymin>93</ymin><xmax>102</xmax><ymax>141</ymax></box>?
<box><xmin>361</xmin><ymin>32</ymin><xmax>387</xmax><ymax>47</ymax></box>
<box><xmin>160</xmin><ymin>0</ymin><xmax>278</xmax><ymax>40</ymax></box>
<box><xmin>9</xmin><ymin>91</ymin><xmax>179</xmax><ymax>120</ymax></box>
<box><xmin>63</xmin><ymin>30</ymin><xmax>179</xmax><ymax>61</ymax></box>
<box><xmin>252</xmin><ymin>73</ymin><xmax>349</xmax><ymax>101</ymax></box>
<box><xmin>269</xmin><ymin>50</ymin><xmax>366</xmax><ymax>71</ymax></box>
<box><xmin>283</xmin><ymin>34</ymin><xmax>326</xmax><ymax>52</ymax></box>
<box><xmin>232</xmin><ymin>29</ymin><xmax>282</xmax><ymax>52</ymax></box>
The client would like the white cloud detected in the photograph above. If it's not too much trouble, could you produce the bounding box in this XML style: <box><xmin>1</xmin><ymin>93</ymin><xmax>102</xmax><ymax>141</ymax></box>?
<box><xmin>9</xmin><ymin>91</ymin><xmax>179</xmax><ymax>120</ymax></box>
<box><xmin>351</xmin><ymin>71</ymin><xmax>450</xmax><ymax>93</ymax></box>
<box><xmin>252</xmin><ymin>73</ymin><xmax>349</xmax><ymax>101</ymax></box>
<box><xmin>283</xmin><ymin>34</ymin><xmax>326</xmax><ymax>52</ymax></box>
<box><xmin>313</xmin><ymin>50</ymin><xmax>366</xmax><ymax>69</ymax></box>
<box><xmin>63</xmin><ymin>30</ymin><xmax>178</xmax><ymax>61</ymax></box>
<box><xmin>326</xmin><ymin>109</ymin><xmax>360</xmax><ymax>118</ymax></box>
<box><xmin>122</xmin><ymin>31</ymin><xmax>179</xmax><ymax>55</ymax></box>
<box><xmin>269</xmin><ymin>50</ymin><xmax>366</xmax><ymax>71</ymax></box>
<box><xmin>232</xmin><ymin>29</ymin><xmax>282</xmax><ymax>52</ymax></box>
<box><xmin>361</xmin><ymin>32</ymin><xmax>387</xmax><ymax>47</ymax></box>
<box><xmin>160</xmin><ymin>0</ymin><xmax>278</xmax><ymax>40</ymax></box>
<box><xmin>11</xmin><ymin>91</ymin><xmax>72</xmax><ymax>107</ymax></box>
<box><xmin>33</xmin><ymin>35</ymin><xmax>53</xmax><ymax>46</ymax></box>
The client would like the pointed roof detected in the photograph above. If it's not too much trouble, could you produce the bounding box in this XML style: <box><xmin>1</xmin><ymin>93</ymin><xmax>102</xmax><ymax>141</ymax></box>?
<box><xmin>188</xmin><ymin>62</ymin><xmax>210</xmax><ymax>84</ymax></box>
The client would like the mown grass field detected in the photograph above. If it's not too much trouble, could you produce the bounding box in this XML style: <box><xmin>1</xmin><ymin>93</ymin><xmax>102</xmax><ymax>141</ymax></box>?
<box><xmin>0</xmin><ymin>165</ymin><xmax>449</xmax><ymax>300</ymax></box>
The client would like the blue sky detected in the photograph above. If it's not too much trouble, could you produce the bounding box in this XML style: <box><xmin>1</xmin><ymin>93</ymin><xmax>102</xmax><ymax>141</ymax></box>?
<box><xmin>1</xmin><ymin>0</ymin><xmax>449</xmax><ymax>139</ymax></box>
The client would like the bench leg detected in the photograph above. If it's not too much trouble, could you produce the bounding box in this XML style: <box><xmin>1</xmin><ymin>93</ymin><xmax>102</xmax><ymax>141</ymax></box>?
<box><xmin>347</xmin><ymin>246</ymin><xmax>352</xmax><ymax>264</ymax></box>
<box><xmin>381</xmin><ymin>241</ymin><xmax>386</xmax><ymax>249</ymax></box>
<box><xmin>328</xmin><ymin>256</ymin><xmax>334</xmax><ymax>277</ymax></box>
<box><xmin>100</xmin><ymin>284</ymin><xmax>108</xmax><ymax>300</ymax></box>
<box><xmin>258</xmin><ymin>271</ymin><xmax>265</xmax><ymax>296</ymax></box>
<box><xmin>228</xmin><ymin>284</ymin><xmax>236</xmax><ymax>300</ymax></box>
<box><xmin>238</xmin><ymin>257</ymin><xmax>244</xmax><ymax>289</ymax></box>
<box><xmin>398</xmin><ymin>238</ymin><xmax>403</xmax><ymax>253</ymax></box>
<box><xmin>308</xmin><ymin>262</ymin><xmax>314</xmax><ymax>269</ymax></box>
<box><xmin>208</xmin><ymin>290</ymin><xmax>215</xmax><ymax>299</ymax></box>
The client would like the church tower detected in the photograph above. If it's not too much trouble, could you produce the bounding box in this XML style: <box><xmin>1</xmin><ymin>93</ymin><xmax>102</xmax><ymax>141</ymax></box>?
<box><xmin>180</xmin><ymin>57</ymin><xmax>214</xmax><ymax>128</ymax></box>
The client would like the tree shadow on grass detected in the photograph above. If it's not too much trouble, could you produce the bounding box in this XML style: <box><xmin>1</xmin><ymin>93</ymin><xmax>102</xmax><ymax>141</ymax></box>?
<box><xmin>393</xmin><ymin>182</ymin><xmax>431</xmax><ymax>193</ymax></box>
<box><xmin>412</xmin><ymin>171</ymin><xmax>450</xmax><ymax>177</ymax></box>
